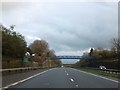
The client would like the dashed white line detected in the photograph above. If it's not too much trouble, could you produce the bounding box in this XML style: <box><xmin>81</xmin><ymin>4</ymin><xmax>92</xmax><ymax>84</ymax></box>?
<box><xmin>76</xmin><ymin>85</ymin><xmax>78</xmax><ymax>87</ymax></box>
<box><xmin>70</xmin><ymin>78</ymin><xmax>74</xmax><ymax>82</ymax></box>
<box><xmin>2</xmin><ymin>68</ymin><xmax>54</xmax><ymax>89</ymax></box>
<box><xmin>67</xmin><ymin>73</ymin><xmax>69</xmax><ymax>75</ymax></box>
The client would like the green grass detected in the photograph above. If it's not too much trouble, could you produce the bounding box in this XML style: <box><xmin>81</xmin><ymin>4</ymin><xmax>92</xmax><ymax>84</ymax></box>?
<box><xmin>75</xmin><ymin>67</ymin><xmax>120</xmax><ymax>79</ymax></box>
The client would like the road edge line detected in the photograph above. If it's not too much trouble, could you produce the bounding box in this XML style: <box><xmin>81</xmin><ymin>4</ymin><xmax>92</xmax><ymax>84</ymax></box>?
<box><xmin>2</xmin><ymin>68</ymin><xmax>54</xmax><ymax>89</ymax></box>
<box><xmin>70</xmin><ymin>68</ymin><xmax>120</xmax><ymax>83</ymax></box>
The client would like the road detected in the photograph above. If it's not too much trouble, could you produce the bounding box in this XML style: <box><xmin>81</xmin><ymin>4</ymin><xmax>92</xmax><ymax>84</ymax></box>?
<box><xmin>3</xmin><ymin>67</ymin><xmax>119</xmax><ymax>88</ymax></box>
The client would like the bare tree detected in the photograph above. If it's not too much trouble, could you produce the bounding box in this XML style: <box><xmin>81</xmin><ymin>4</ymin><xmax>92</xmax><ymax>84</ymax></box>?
<box><xmin>111</xmin><ymin>38</ymin><xmax>120</xmax><ymax>56</ymax></box>
<box><xmin>10</xmin><ymin>25</ymin><xmax>15</xmax><ymax>30</ymax></box>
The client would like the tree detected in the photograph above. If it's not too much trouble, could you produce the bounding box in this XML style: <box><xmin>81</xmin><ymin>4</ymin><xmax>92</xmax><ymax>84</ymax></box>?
<box><xmin>29</xmin><ymin>40</ymin><xmax>49</xmax><ymax>66</ymax></box>
<box><xmin>29</xmin><ymin>40</ymin><xmax>49</xmax><ymax>55</ymax></box>
<box><xmin>89</xmin><ymin>48</ymin><xmax>93</xmax><ymax>56</ymax></box>
<box><xmin>53</xmin><ymin>59</ymin><xmax>62</xmax><ymax>67</ymax></box>
<box><xmin>1</xmin><ymin>25</ymin><xmax>27</xmax><ymax>68</ymax></box>
<box><xmin>47</xmin><ymin>49</ymin><xmax>55</xmax><ymax>57</ymax></box>
<box><xmin>2</xmin><ymin>25</ymin><xmax>27</xmax><ymax>58</ymax></box>
<box><xmin>10</xmin><ymin>25</ymin><xmax>15</xmax><ymax>30</ymax></box>
<box><xmin>111</xmin><ymin>38</ymin><xmax>120</xmax><ymax>57</ymax></box>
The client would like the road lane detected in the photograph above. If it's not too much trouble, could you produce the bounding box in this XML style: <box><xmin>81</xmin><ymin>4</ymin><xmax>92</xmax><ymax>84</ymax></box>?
<box><xmin>65</xmin><ymin>68</ymin><xmax>119</xmax><ymax>88</ymax></box>
<box><xmin>5</xmin><ymin>67</ymin><xmax>119</xmax><ymax>88</ymax></box>
<box><xmin>9</xmin><ymin>68</ymin><xmax>76</xmax><ymax>88</ymax></box>
<box><xmin>2</xmin><ymin>68</ymin><xmax>49</xmax><ymax>87</ymax></box>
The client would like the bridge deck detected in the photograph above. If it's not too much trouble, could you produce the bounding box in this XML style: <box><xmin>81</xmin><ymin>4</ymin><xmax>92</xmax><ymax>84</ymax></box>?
<box><xmin>50</xmin><ymin>56</ymin><xmax>95</xmax><ymax>60</ymax></box>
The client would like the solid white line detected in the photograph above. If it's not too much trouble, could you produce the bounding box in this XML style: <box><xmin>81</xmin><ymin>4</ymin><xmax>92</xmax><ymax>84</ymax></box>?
<box><xmin>2</xmin><ymin>68</ymin><xmax>54</xmax><ymax>89</ymax></box>
<box><xmin>70</xmin><ymin>68</ymin><xmax>120</xmax><ymax>83</ymax></box>
<box><xmin>11</xmin><ymin>82</ymin><xmax>19</xmax><ymax>86</ymax></box>
<box><xmin>70</xmin><ymin>78</ymin><xmax>74</xmax><ymax>82</ymax></box>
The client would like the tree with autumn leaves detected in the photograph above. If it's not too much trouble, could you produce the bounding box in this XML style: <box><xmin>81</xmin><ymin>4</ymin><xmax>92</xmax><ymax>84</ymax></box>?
<box><xmin>29</xmin><ymin>40</ymin><xmax>61</xmax><ymax>67</ymax></box>
<box><xmin>29</xmin><ymin>40</ymin><xmax>49</xmax><ymax>64</ymax></box>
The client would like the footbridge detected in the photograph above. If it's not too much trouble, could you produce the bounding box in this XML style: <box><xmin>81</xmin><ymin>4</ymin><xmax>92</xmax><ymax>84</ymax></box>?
<box><xmin>50</xmin><ymin>56</ymin><xmax>96</xmax><ymax>60</ymax></box>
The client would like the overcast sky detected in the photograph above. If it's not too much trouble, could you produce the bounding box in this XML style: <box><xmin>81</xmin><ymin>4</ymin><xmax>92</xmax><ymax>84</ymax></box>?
<box><xmin>1</xmin><ymin>0</ymin><xmax>118</xmax><ymax>63</ymax></box>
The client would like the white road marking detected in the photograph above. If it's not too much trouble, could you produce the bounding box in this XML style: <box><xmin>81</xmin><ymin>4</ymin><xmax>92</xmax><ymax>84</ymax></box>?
<box><xmin>11</xmin><ymin>82</ymin><xmax>19</xmax><ymax>86</ymax></box>
<box><xmin>2</xmin><ymin>68</ymin><xmax>54</xmax><ymax>89</ymax></box>
<box><xmin>70</xmin><ymin>78</ymin><xmax>74</xmax><ymax>82</ymax></box>
<box><xmin>70</xmin><ymin>68</ymin><xmax>120</xmax><ymax>83</ymax></box>
<box><xmin>3</xmin><ymin>87</ymin><xmax>8</xmax><ymax>89</ymax></box>
<box><xmin>76</xmin><ymin>85</ymin><xmax>78</xmax><ymax>87</ymax></box>
<box><xmin>65</xmin><ymin>70</ymin><xmax>69</xmax><ymax>75</ymax></box>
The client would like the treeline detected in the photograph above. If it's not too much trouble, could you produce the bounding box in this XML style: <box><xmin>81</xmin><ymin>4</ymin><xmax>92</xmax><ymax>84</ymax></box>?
<box><xmin>74</xmin><ymin>39</ymin><xmax>120</xmax><ymax>69</ymax></box>
<box><xmin>1</xmin><ymin>25</ymin><xmax>61</xmax><ymax>68</ymax></box>
<box><xmin>2</xmin><ymin>25</ymin><xmax>27</xmax><ymax>58</ymax></box>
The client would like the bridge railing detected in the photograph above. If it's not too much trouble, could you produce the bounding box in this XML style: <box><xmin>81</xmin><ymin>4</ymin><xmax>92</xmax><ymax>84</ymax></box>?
<box><xmin>50</xmin><ymin>56</ymin><xmax>96</xmax><ymax>60</ymax></box>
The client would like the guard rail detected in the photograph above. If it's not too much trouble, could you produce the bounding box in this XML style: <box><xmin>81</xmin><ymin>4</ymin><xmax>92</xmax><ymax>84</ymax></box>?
<box><xmin>0</xmin><ymin>66</ymin><xmax>53</xmax><ymax>75</ymax></box>
<box><xmin>86</xmin><ymin>67</ymin><xmax>120</xmax><ymax>74</ymax></box>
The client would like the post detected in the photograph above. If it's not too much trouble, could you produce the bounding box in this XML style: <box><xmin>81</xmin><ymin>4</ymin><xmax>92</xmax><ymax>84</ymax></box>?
<box><xmin>23</xmin><ymin>52</ymin><xmax>30</xmax><ymax>67</ymax></box>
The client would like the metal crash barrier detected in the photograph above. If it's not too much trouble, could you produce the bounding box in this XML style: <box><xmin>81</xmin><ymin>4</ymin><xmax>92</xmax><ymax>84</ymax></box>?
<box><xmin>1</xmin><ymin>66</ymin><xmax>53</xmax><ymax>76</ymax></box>
<box><xmin>99</xmin><ymin>69</ymin><xmax>120</xmax><ymax>74</ymax></box>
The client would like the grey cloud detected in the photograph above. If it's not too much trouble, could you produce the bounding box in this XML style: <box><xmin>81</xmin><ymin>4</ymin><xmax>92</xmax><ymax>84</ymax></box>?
<box><xmin>2</xmin><ymin>2</ymin><xmax>118</xmax><ymax>61</ymax></box>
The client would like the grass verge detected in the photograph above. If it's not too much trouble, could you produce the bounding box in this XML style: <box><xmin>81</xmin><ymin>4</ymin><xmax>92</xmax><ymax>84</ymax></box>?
<box><xmin>74</xmin><ymin>67</ymin><xmax>120</xmax><ymax>79</ymax></box>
